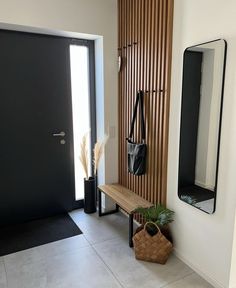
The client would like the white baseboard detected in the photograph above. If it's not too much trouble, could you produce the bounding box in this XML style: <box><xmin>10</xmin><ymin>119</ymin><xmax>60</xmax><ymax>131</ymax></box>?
<box><xmin>174</xmin><ymin>248</ymin><xmax>226</xmax><ymax>288</ymax></box>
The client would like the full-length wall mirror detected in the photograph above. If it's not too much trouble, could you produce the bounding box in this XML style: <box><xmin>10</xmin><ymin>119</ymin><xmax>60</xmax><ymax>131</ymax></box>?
<box><xmin>178</xmin><ymin>39</ymin><xmax>227</xmax><ymax>214</ymax></box>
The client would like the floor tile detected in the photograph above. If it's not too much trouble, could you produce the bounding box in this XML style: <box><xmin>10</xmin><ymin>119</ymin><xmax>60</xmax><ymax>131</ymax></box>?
<box><xmin>4</xmin><ymin>248</ymin><xmax>46</xmax><ymax>288</ymax></box>
<box><xmin>4</xmin><ymin>246</ymin><xmax>44</xmax><ymax>269</ymax></box>
<box><xmin>70</xmin><ymin>210</ymin><xmax>133</xmax><ymax>245</ymax></box>
<box><xmin>93</xmin><ymin>237</ymin><xmax>194</xmax><ymax>288</ymax></box>
<box><xmin>4</xmin><ymin>245</ymin><xmax>122</xmax><ymax>288</ymax></box>
<box><xmin>45</xmin><ymin>246</ymin><xmax>122</xmax><ymax>288</ymax></box>
<box><xmin>37</xmin><ymin>235</ymin><xmax>89</xmax><ymax>259</ymax></box>
<box><xmin>163</xmin><ymin>272</ymin><xmax>214</xmax><ymax>288</ymax></box>
<box><xmin>0</xmin><ymin>258</ymin><xmax>7</xmax><ymax>288</ymax></box>
<box><xmin>7</xmin><ymin>260</ymin><xmax>47</xmax><ymax>288</ymax></box>
<box><xmin>3</xmin><ymin>235</ymin><xmax>88</xmax><ymax>267</ymax></box>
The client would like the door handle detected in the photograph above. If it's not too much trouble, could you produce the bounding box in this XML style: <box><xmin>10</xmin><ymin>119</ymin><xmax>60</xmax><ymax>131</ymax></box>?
<box><xmin>53</xmin><ymin>131</ymin><xmax>65</xmax><ymax>137</ymax></box>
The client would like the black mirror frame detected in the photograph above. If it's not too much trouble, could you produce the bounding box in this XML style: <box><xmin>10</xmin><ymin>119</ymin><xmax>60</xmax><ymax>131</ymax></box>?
<box><xmin>178</xmin><ymin>39</ymin><xmax>227</xmax><ymax>214</ymax></box>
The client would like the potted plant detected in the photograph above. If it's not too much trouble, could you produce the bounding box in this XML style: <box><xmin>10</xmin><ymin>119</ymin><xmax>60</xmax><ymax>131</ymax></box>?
<box><xmin>135</xmin><ymin>204</ymin><xmax>174</xmax><ymax>242</ymax></box>
<box><xmin>79</xmin><ymin>133</ymin><xmax>108</xmax><ymax>214</ymax></box>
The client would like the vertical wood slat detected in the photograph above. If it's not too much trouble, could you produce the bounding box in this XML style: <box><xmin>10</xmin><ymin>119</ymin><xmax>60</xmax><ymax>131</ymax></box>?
<box><xmin>130</xmin><ymin>0</ymin><xmax>135</xmax><ymax>192</ymax></box>
<box><xmin>158</xmin><ymin>0</ymin><xmax>164</xmax><ymax>204</ymax></box>
<box><xmin>152</xmin><ymin>0</ymin><xmax>159</xmax><ymax>204</ymax></box>
<box><xmin>126</xmin><ymin>0</ymin><xmax>130</xmax><ymax>189</ymax></box>
<box><xmin>118</xmin><ymin>0</ymin><xmax>122</xmax><ymax>184</ymax></box>
<box><xmin>118</xmin><ymin>0</ymin><xmax>174</xmax><ymax>208</ymax></box>
<box><xmin>160</xmin><ymin>0</ymin><xmax>168</xmax><ymax>204</ymax></box>
<box><xmin>145</xmin><ymin>0</ymin><xmax>151</xmax><ymax>201</ymax></box>
<box><xmin>162</xmin><ymin>0</ymin><xmax>174</xmax><ymax>204</ymax></box>
<box><xmin>149</xmin><ymin>0</ymin><xmax>155</xmax><ymax>204</ymax></box>
<box><xmin>123</xmin><ymin>0</ymin><xmax>127</xmax><ymax>187</ymax></box>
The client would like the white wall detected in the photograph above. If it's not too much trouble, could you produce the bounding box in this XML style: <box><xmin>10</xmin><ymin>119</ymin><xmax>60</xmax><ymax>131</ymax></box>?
<box><xmin>230</xmin><ymin>210</ymin><xmax>236</xmax><ymax>288</ymax></box>
<box><xmin>194</xmin><ymin>41</ymin><xmax>225</xmax><ymax>191</ymax></box>
<box><xmin>0</xmin><ymin>0</ymin><xmax>118</xmax><ymax>186</ymax></box>
<box><xmin>195</xmin><ymin>50</ymin><xmax>214</xmax><ymax>189</ymax></box>
<box><xmin>168</xmin><ymin>0</ymin><xmax>236</xmax><ymax>287</ymax></box>
<box><xmin>205</xmin><ymin>42</ymin><xmax>225</xmax><ymax>191</ymax></box>
<box><xmin>230</xmin><ymin>209</ymin><xmax>236</xmax><ymax>288</ymax></box>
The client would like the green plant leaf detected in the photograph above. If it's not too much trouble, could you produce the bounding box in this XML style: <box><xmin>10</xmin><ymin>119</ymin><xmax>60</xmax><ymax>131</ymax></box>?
<box><xmin>135</xmin><ymin>204</ymin><xmax>174</xmax><ymax>226</ymax></box>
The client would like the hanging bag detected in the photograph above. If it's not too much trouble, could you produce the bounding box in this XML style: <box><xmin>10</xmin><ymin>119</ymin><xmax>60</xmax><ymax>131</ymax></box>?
<box><xmin>127</xmin><ymin>90</ymin><xmax>147</xmax><ymax>175</ymax></box>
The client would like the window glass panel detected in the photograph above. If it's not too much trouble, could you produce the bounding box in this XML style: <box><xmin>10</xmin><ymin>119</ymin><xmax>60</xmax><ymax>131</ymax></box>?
<box><xmin>70</xmin><ymin>45</ymin><xmax>91</xmax><ymax>201</ymax></box>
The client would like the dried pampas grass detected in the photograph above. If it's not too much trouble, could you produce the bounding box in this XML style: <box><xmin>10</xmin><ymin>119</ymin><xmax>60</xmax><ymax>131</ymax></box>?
<box><xmin>79</xmin><ymin>133</ymin><xmax>89</xmax><ymax>180</ymax></box>
<box><xmin>93</xmin><ymin>134</ymin><xmax>109</xmax><ymax>175</ymax></box>
<box><xmin>79</xmin><ymin>133</ymin><xmax>108</xmax><ymax>179</ymax></box>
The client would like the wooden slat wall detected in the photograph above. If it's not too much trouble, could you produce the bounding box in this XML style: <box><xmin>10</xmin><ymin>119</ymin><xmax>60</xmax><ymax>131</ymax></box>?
<box><xmin>118</xmin><ymin>0</ymin><xmax>174</xmax><ymax>206</ymax></box>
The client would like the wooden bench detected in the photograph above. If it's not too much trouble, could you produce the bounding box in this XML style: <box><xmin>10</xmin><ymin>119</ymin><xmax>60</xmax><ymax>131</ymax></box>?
<box><xmin>98</xmin><ymin>184</ymin><xmax>153</xmax><ymax>247</ymax></box>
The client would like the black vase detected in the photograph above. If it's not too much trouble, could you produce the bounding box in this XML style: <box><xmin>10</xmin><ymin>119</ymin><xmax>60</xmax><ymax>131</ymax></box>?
<box><xmin>84</xmin><ymin>177</ymin><xmax>96</xmax><ymax>214</ymax></box>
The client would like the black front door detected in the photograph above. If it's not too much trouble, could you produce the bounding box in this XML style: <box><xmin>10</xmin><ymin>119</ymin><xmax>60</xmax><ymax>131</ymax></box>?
<box><xmin>0</xmin><ymin>30</ymin><xmax>76</xmax><ymax>226</ymax></box>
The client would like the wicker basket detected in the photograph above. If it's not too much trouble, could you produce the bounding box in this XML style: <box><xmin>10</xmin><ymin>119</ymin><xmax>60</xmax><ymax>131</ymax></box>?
<box><xmin>132</xmin><ymin>222</ymin><xmax>173</xmax><ymax>264</ymax></box>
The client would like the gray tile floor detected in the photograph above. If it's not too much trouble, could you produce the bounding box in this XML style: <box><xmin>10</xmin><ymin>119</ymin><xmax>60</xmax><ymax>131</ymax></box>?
<box><xmin>0</xmin><ymin>209</ymin><xmax>213</xmax><ymax>288</ymax></box>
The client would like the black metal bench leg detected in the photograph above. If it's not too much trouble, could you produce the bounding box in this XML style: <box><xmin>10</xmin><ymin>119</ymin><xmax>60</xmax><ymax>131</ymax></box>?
<box><xmin>129</xmin><ymin>214</ymin><xmax>134</xmax><ymax>247</ymax></box>
<box><xmin>98</xmin><ymin>189</ymin><xmax>133</xmax><ymax>247</ymax></box>
<box><xmin>98</xmin><ymin>188</ymin><xmax>102</xmax><ymax>217</ymax></box>
<box><xmin>98</xmin><ymin>189</ymin><xmax>119</xmax><ymax>217</ymax></box>
<box><xmin>116</xmin><ymin>204</ymin><xmax>119</xmax><ymax>212</ymax></box>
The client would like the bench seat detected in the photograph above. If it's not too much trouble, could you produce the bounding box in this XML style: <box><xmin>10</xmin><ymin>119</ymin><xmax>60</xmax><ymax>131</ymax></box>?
<box><xmin>97</xmin><ymin>184</ymin><xmax>153</xmax><ymax>247</ymax></box>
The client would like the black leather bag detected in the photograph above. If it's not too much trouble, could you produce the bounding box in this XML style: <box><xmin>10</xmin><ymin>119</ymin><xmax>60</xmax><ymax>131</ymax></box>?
<box><xmin>127</xmin><ymin>90</ymin><xmax>147</xmax><ymax>175</ymax></box>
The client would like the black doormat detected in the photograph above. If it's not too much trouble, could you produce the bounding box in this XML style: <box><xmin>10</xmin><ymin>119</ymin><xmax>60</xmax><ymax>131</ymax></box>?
<box><xmin>179</xmin><ymin>184</ymin><xmax>215</xmax><ymax>203</ymax></box>
<box><xmin>0</xmin><ymin>213</ymin><xmax>82</xmax><ymax>256</ymax></box>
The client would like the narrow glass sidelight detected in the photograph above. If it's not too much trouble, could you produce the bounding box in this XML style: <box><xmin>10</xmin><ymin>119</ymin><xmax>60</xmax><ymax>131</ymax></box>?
<box><xmin>70</xmin><ymin>45</ymin><xmax>91</xmax><ymax>201</ymax></box>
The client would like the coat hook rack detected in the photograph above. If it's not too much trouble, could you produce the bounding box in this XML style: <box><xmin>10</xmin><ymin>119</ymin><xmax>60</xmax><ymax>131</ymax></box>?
<box><xmin>119</xmin><ymin>42</ymin><xmax>138</xmax><ymax>49</ymax></box>
<box><xmin>141</xmin><ymin>89</ymin><xmax>164</xmax><ymax>93</ymax></box>
<box><xmin>145</xmin><ymin>90</ymin><xmax>156</xmax><ymax>93</ymax></box>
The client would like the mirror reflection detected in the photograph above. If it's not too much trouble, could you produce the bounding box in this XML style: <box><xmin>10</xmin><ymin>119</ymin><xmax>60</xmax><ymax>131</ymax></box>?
<box><xmin>178</xmin><ymin>39</ymin><xmax>227</xmax><ymax>214</ymax></box>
